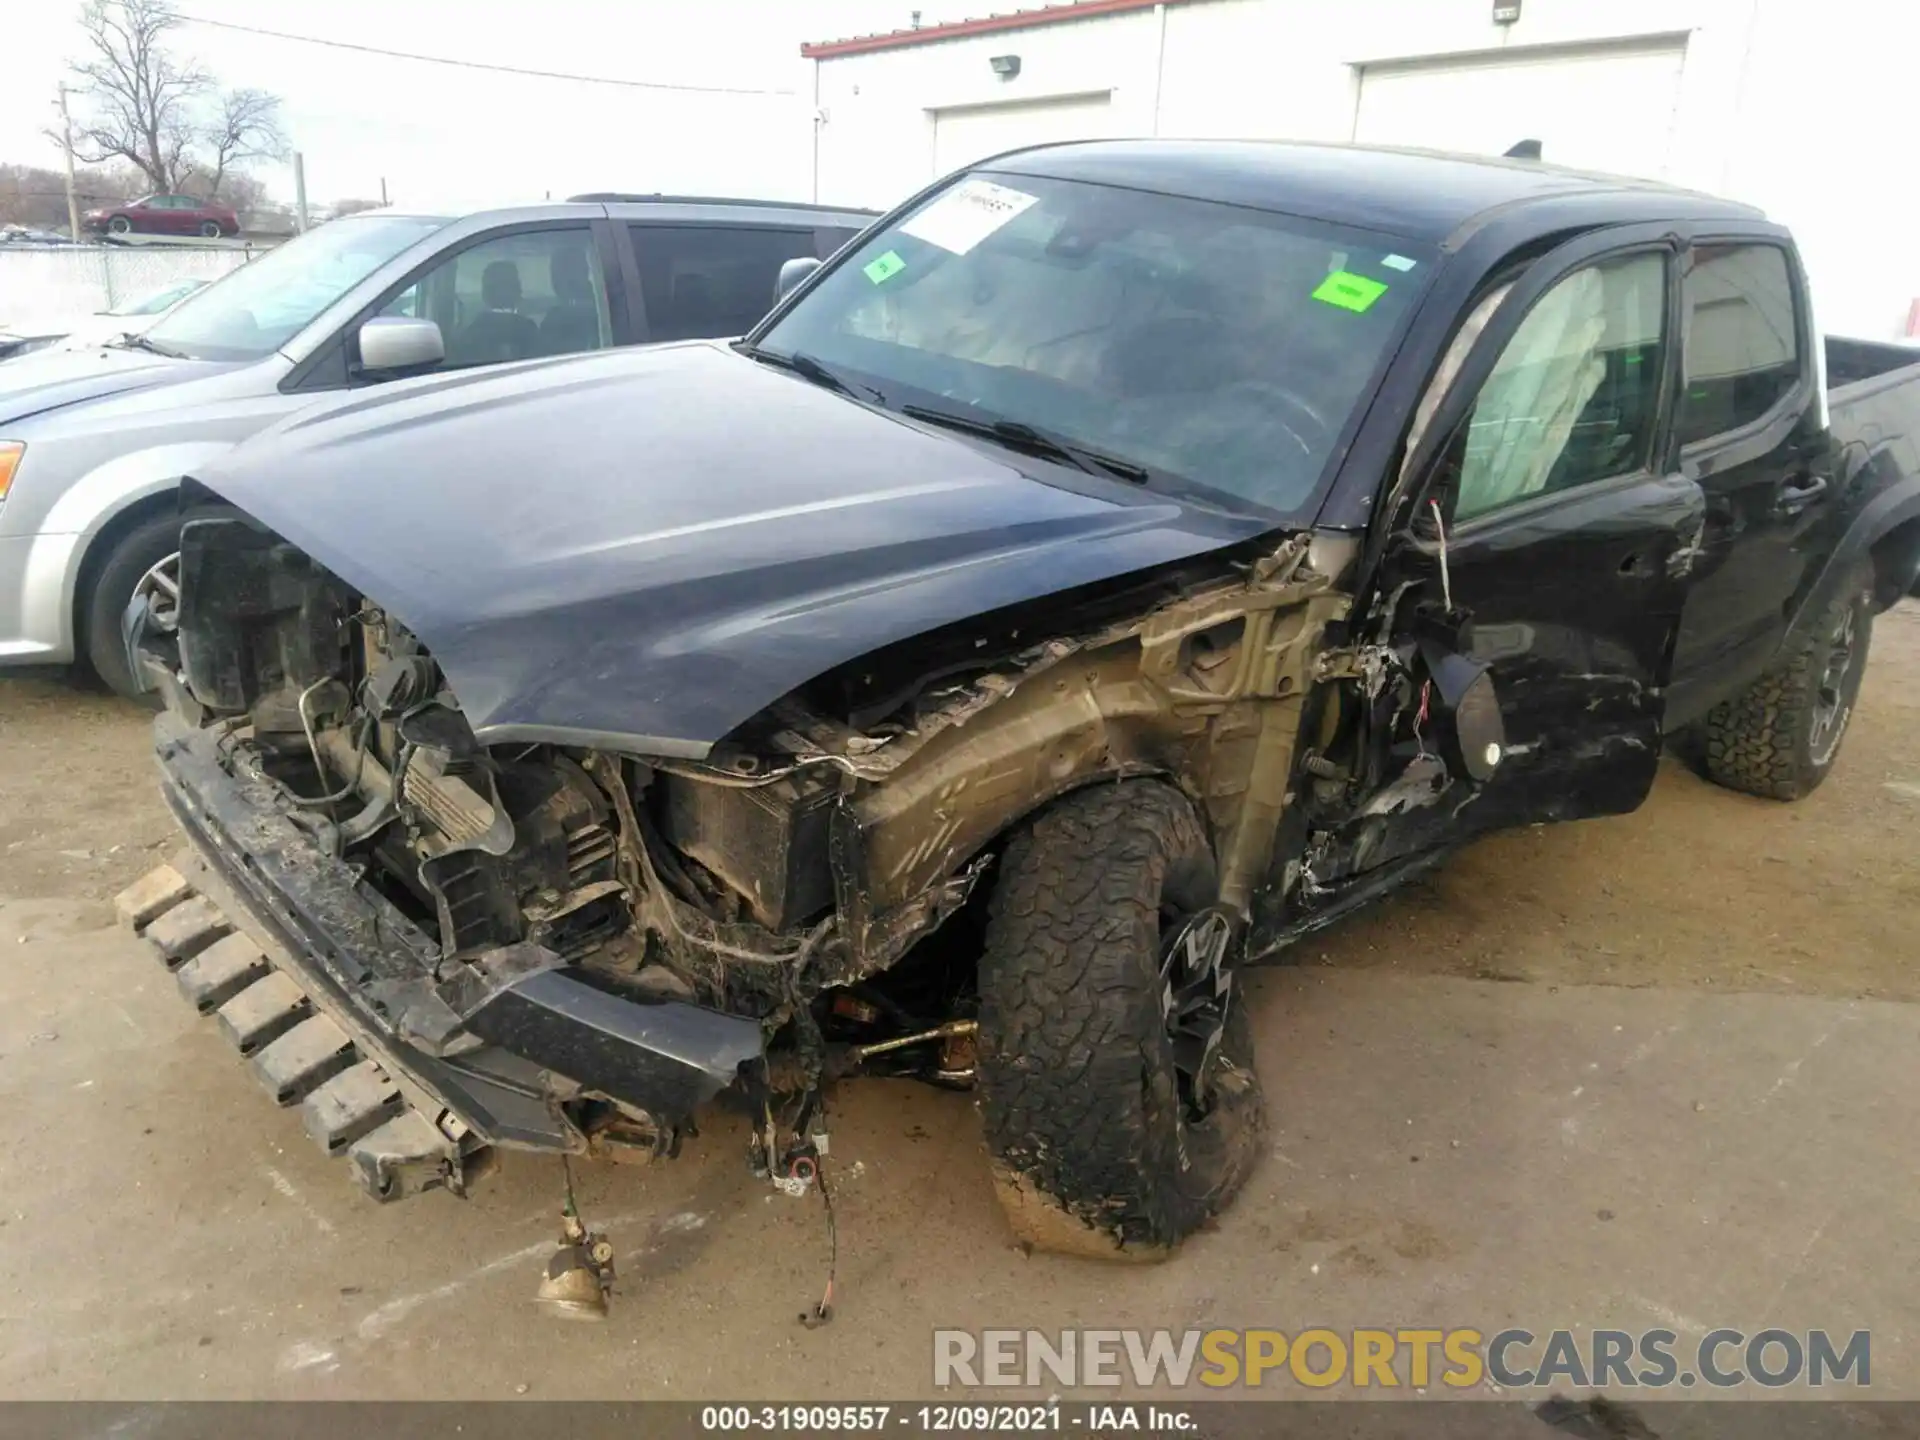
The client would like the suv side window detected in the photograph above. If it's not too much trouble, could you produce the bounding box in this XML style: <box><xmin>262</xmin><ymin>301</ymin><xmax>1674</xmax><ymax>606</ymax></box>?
<box><xmin>630</xmin><ymin>224</ymin><xmax>815</xmax><ymax>341</ymax></box>
<box><xmin>1675</xmin><ymin>243</ymin><xmax>1800</xmax><ymax>447</ymax></box>
<box><xmin>380</xmin><ymin>226</ymin><xmax>610</xmax><ymax>371</ymax></box>
<box><xmin>1450</xmin><ymin>251</ymin><xmax>1667</xmax><ymax>523</ymax></box>
<box><xmin>817</xmin><ymin>226</ymin><xmax>866</xmax><ymax>257</ymax></box>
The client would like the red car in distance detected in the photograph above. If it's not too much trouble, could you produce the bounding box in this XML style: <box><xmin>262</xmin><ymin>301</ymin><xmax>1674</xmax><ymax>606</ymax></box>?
<box><xmin>83</xmin><ymin>194</ymin><xmax>241</xmax><ymax>239</ymax></box>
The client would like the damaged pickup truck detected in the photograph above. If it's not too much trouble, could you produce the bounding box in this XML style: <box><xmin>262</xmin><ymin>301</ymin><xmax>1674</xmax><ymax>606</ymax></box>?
<box><xmin>120</xmin><ymin>141</ymin><xmax>1920</xmax><ymax>1277</ymax></box>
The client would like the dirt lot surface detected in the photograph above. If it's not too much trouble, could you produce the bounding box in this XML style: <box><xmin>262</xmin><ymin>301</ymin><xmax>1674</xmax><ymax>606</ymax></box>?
<box><xmin>0</xmin><ymin>604</ymin><xmax>1916</xmax><ymax>1404</ymax></box>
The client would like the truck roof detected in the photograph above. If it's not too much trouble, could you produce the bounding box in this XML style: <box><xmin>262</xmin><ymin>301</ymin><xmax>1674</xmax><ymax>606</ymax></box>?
<box><xmin>985</xmin><ymin>139</ymin><xmax>1762</xmax><ymax>245</ymax></box>
<box><xmin>340</xmin><ymin>196</ymin><xmax>877</xmax><ymax>227</ymax></box>
<box><xmin>568</xmin><ymin>193</ymin><xmax>880</xmax><ymax>219</ymax></box>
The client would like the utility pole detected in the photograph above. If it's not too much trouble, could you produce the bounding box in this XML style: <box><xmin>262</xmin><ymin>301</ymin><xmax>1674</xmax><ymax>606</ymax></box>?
<box><xmin>292</xmin><ymin>152</ymin><xmax>309</xmax><ymax>233</ymax></box>
<box><xmin>55</xmin><ymin>83</ymin><xmax>83</xmax><ymax>241</ymax></box>
<box><xmin>379</xmin><ymin>176</ymin><xmax>388</xmax><ymax>206</ymax></box>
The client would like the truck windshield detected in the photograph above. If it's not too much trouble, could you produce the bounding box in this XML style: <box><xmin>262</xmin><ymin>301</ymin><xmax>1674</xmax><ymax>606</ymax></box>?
<box><xmin>756</xmin><ymin>172</ymin><xmax>1432</xmax><ymax>518</ymax></box>
<box><xmin>144</xmin><ymin>214</ymin><xmax>448</xmax><ymax>362</ymax></box>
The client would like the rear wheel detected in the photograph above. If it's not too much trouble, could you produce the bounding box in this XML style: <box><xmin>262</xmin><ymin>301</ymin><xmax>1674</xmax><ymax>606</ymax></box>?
<box><xmin>82</xmin><ymin>512</ymin><xmax>181</xmax><ymax>703</ymax></box>
<box><xmin>1702</xmin><ymin>562</ymin><xmax>1874</xmax><ymax>800</ymax></box>
<box><xmin>976</xmin><ymin>781</ymin><xmax>1263</xmax><ymax>1259</ymax></box>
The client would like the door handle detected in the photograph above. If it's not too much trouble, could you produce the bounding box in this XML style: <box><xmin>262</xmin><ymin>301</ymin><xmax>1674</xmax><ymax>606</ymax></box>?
<box><xmin>1777</xmin><ymin>473</ymin><xmax>1829</xmax><ymax>514</ymax></box>
<box><xmin>1616</xmin><ymin>549</ymin><xmax>1658</xmax><ymax>580</ymax></box>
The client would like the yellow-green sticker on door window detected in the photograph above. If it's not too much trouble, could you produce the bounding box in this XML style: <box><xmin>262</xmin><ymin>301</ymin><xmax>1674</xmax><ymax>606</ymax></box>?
<box><xmin>864</xmin><ymin>250</ymin><xmax>906</xmax><ymax>284</ymax></box>
<box><xmin>1312</xmin><ymin>270</ymin><xmax>1389</xmax><ymax>313</ymax></box>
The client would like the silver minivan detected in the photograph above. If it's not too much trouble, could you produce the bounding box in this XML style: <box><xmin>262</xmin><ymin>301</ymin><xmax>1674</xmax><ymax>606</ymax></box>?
<box><xmin>0</xmin><ymin>195</ymin><xmax>873</xmax><ymax>695</ymax></box>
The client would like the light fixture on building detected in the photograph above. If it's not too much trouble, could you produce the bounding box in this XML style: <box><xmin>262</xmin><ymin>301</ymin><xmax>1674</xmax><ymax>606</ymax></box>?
<box><xmin>989</xmin><ymin>54</ymin><xmax>1022</xmax><ymax>79</ymax></box>
<box><xmin>1492</xmin><ymin>0</ymin><xmax>1521</xmax><ymax>23</ymax></box>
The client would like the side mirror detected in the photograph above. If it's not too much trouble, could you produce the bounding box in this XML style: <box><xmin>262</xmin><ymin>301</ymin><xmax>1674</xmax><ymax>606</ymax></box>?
<box><xmin>774</xmin><ymin>256</ymin><xmax>822</xmax><ymax>304</ymax></box>
<box><xmin>1418</xmin><ymin>639</ymin><xmax>1507</xmax><ymax>783</ymax></box>
<box><xmin>357</xmin><ymin>316</ymin><xmax>444</xmax><ymax>374</ymax></box>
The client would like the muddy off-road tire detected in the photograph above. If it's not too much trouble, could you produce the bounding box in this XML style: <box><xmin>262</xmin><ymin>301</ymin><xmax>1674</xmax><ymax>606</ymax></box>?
<box><xmin>976</xmin><ymin>781</ymin><xmax>1264</xmax><ymax>1259</ymax></box>
<box><xmin>1702</xmin><ymin>562</ymin><xmax>1874</xmax><ymax>801</ymax></box>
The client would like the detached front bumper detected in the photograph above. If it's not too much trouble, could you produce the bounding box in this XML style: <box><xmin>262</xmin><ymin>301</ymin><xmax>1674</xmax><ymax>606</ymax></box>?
<box><xmin>126</xmin><ymin>712</ymin><xmax>765</xmax><ymax>1202</ymax></box>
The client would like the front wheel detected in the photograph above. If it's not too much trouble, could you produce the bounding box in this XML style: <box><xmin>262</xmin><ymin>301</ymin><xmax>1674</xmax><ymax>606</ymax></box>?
<box><xmin>81</xmin><ymin>513</ymin><xmax>181</xmax><ymax>703</ymax></box>
<box><xmin>107</xmin><ymin>215</ymin><xmax>132</xmax><ymax>236</ymax></box>
<box><xmin>198</xmin><ymin>220</ymin><xmax>221</xmax><ymax>238</ymax></box>
<box><xmin>1702</xmin><ymin>562</ymin><xmax>1874</xmax><ymax>800</ymax></box>
<box><xmin>976</xmin><ymin>781</ymin><xmax>1264</xmax><ymax>1259</ymax></box>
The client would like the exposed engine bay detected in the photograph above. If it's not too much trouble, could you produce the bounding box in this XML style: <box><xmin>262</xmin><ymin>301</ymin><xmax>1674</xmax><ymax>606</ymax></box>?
<box><xmin>140</xmin><ymin>499</ymin><xmax>1506</xmax><ymax>1196</ymax></box>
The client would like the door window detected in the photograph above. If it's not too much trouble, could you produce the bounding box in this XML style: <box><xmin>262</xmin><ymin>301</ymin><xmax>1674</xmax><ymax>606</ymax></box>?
<box><xmin>1451</xmin><ymin>251</ymin><xmax>1667</xmax><ymax>522</ymax></box>
<box><xmin>1674</xmin><ymin>243</ymin><xmax>1800</xmax><ymax>446</ymax></box>
<box><xmin>817</xmin><ymin>226</ymin><xmax>866</xmax><ymax>257</ymax></box>
<box><xmin>381</xmin><ymin>226</ymin><xmax>610</xmax><ymax>371</ymax></box>
<box><xmin>630</xmin><ymin>224</ymin><xmax>814</xmax><ymax>341</ymax></box>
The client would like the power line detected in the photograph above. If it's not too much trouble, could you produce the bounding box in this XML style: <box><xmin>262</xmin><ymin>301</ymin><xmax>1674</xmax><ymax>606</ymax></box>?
<box><xmin>174</xmin><ymin>14</ymin><xmax>798</xmax><ymax>97</ymax></box>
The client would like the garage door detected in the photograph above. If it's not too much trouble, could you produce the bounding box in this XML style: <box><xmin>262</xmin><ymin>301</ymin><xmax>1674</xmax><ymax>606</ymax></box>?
<box><xmin>931</xmin><ymin>92</ymin><xmax>1113</xmax><ymax>178</ymax></box>
<box><xmin>1354</xmin><ymin>41</ymin><xmax>1686</xmax><ymax>180</ymax></box>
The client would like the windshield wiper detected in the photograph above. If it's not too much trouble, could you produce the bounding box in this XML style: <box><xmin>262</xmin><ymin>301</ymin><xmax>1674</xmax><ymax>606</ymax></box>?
<box><xmin>738</xmin><ymin>345</ymin><xmax>881</xmax><ymax>402</ymax></box>
<box><xmin>900</xmin><ymin>404</ymin><xmax>1151</xmax><ymax>485</ymax></box>
<box><xmin>108</xmin><ymin>332</ymin><xmax>186</xmax><ymax>359</ymax></box>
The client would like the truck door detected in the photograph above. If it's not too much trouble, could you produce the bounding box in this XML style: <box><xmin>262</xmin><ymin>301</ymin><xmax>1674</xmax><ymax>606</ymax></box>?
<box><xmin>1662</xmin><ymin>234</ymin><xmax>1830</xmax><ymax>727</ymax></box>
<box><xmin>1349</xmin><ymin>225</ymin><xmax>1706</xmax><ymax>869</ymax></box>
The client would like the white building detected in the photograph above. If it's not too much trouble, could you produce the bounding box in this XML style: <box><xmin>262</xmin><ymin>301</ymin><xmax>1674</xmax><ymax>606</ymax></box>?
<box><xmin>804</xmin><ymin>0</ymin><xmax>1920</xmax><ymax>340</ymax></box>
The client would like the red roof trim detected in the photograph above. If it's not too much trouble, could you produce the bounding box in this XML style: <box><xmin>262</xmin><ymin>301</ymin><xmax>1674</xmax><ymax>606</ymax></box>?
<box><xmin>802</xmin><ymin>0</ymin><xmax>1189</xmax><ymax>59</ymax></box>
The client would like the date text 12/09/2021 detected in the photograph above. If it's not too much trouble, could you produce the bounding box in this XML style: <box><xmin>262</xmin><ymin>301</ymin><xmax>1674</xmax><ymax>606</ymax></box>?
<box><xmin>699</xmin><ymin>1405</ymin><xmax>1197</xmax><ymax>1433</ymax></box>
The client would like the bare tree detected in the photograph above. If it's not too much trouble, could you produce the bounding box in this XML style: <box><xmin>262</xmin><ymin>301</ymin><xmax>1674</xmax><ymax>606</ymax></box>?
<box><xmin>0</xmin><ymin>161</ymin><xmax>139</xmax><ymax>228</ymax></box>
<box><xmin>174</xmin><ymin>164</ymin><xmax>268</xmax><ymax>216</ymax></box>
<box><xmin>64</xmin><ymin>0</ymin><xmax>285</xmax><ymax>198</ymax></box>
<box><xmin>67</xmin><ymin>0</ymin><xmax>203</xmax><ymax>192</ymax></box>
<box><xmin>204</xmin><ymin>88</ymin><xmax>286</xmax><ymax>198</ymax></box>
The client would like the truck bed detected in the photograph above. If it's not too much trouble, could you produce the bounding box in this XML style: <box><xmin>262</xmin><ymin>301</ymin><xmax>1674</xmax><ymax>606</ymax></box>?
<box><xmin>1827</xmin><ymin>335</ymin><xmax>1920</xmax><ymax>394</ymax></box>
<box><xmin>1824</xmin><ymin>336</ymin><xmax>1920</xmax><ymax>603</ymax></box>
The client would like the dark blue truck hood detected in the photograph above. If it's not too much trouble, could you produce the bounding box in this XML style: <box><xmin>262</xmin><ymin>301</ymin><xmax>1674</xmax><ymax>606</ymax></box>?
<box><xmin>195</xmin><ymin>341</ymin><xmax>1272</xmax><ymax>756</ymax></box>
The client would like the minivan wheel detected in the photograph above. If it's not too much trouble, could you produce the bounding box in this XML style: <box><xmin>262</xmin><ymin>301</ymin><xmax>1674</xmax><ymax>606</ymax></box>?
<box><xmin>81</xmin><ymin>512</ymin><xmax>181</xmax><ymax>704</ymax></box>
<box><xmin>1702</xmin><ymin>561</ymin><xmax>1874</xmax><ymax>801</ymax></box>
<box><xmin>976</xmin><ymin>781</ymin><xmax>1264</xmax><ymax>1259</ymax></box>
<box><xmin>107</xmin><ymin>215</ymin><xmax>132</xmax><ymax>235</ymax></box>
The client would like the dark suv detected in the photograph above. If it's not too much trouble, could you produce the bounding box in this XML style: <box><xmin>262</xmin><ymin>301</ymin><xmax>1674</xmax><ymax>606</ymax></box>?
<box><xmin>84</xmin><ymin>194</ymin><xmax>242</xmax><ymax>239</ymax></box>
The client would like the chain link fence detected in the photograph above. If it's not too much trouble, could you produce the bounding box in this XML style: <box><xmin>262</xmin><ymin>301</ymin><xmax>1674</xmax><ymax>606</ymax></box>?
<box><xmin>0</xmin><ymin>244</ymin><xmax>261</xmax><ymax>333</ymax></box>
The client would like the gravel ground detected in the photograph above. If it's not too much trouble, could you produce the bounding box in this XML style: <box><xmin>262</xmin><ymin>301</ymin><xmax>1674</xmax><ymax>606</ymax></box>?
<box><xmin>0</xmin><ymin>603</ymin><xmax>1914</xmax><ymax>1402</ymax></box>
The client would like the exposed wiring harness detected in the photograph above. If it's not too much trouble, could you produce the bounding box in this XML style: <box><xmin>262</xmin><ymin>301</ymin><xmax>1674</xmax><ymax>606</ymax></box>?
<box><xmin>649</xmin><ymin>751</ymin><xmax>869</xmax><ymax>790</ymax></box>
<box><xmin>593</xmin><ymin>752</ymin><xmax>841</xmax><ymax>970</ymax></box>
<box><xmin>287</xmin><ymin>677</ymin><xmax>374</xmax><ymax>807</ymax></box>
<box><xmin>800</xmin><ymin>1093</ymin><xmax>837</xmax><ymax>1329</ymax></box>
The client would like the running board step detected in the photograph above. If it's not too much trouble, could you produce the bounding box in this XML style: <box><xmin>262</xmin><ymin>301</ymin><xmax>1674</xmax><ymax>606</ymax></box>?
<box><xmin>116</xmin><ymin>860</ymin><xmax>488</xmax><ymax>1205</ymax></box>
<box><xmin>142</xmin><ymin>895</ymin><xmax>230</xmax><ymax>968</ymax></box>
<box><xmin>252</xmin><ymin>1014</ymin><xmax>356</xmax><ymax>1105</ymax></box>
<box><xmin>303</xmin><ymin>1060</ymin><xmax>405</xmax><ymax>1154</ymax></box>
<box><xmin>176</xmin><ymin>933</ymin><xmax>270</xmax><ymax>1013</ymax></box>
<box><xmin>115</xmin><ymin>864</ymin><xmax>192</xmax><ymax>928</ymax></box>
<box><xmin>217</xmin><ymin>971</ymin><xmax>313</xmax><ymax>1055</ymax></box>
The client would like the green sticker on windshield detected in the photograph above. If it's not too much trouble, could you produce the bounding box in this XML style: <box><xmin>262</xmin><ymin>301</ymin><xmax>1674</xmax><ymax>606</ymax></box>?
<box><xmin>1312</xmin><ymin>270</ymin><xmax>1389</xmax><ymax>313</ymax></box>
<box><xmin>864</xmin><ymin>250</ymin><xmax>906</xmax><ymax>284</ymax></box>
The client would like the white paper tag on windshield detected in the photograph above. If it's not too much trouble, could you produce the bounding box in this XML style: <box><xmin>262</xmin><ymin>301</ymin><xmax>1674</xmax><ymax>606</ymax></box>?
<box><xmin>899</xmin><ymin>179</ymin><xmax>1039</xmax><ymax>255</ymax></box>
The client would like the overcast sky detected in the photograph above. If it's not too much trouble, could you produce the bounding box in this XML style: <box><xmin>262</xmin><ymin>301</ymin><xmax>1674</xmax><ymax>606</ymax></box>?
<box><xmin>3</xmin><ymin>0</ymin><xmax>964</xmax><ymax>208</ymax></box>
